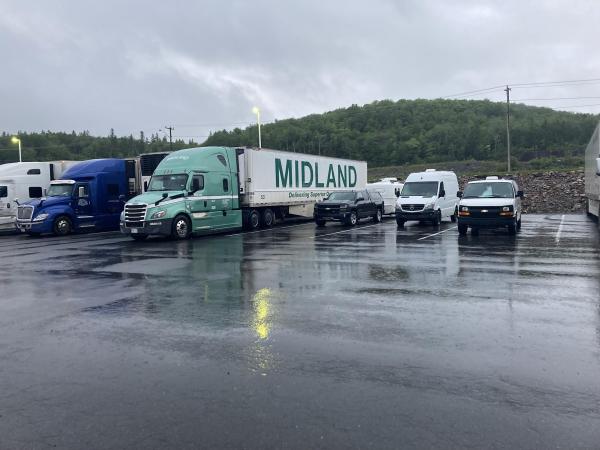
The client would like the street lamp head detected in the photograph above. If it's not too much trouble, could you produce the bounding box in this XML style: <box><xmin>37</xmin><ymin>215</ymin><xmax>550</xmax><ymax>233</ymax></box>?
<box><xmin>252</xmin><ymin>107</ymin><xmax>260</xmax><ymax>115</ymax></box>
<box><xmin>11</xmin><ymin>136</ymin><xmax>20</xmax><ymax>144</ymax></box>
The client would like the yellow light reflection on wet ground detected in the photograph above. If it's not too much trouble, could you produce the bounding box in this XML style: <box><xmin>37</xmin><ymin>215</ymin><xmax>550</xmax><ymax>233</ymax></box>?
<box><xmin>252</xmin><ymin>288</ymin><xmax>272</xmax><ymax>340</ymax></box>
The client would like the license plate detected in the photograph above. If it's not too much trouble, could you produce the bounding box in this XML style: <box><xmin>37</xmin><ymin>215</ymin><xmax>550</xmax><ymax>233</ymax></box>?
<box><xmin>20</xmin><ymin>228</ymin><xmax>26</xmax><ymax>233</ymax></box>
<box><xmin>131</xmin><ymin>228</ymin><xmax>139</xmax><ymax>234</ymax></box>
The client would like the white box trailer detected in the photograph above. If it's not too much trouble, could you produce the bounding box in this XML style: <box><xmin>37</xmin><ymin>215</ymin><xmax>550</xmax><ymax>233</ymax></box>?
<box><xmin>0</xmin><ymin>161</ymin><xmax>77</xmax><ymax>229</ymax></box>
<box><xmin>585</xmin><ymin>122</ymin><xmax>600</xmax><ymax>218</ymax></box>
<box><xmin>237</xmin><ymin>148</ymin><xmax>367</xmax><ymax>218</ymax></box>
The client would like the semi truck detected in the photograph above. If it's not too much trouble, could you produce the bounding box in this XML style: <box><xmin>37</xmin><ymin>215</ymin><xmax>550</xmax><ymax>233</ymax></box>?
<box><xmin>585</xmin><ymin>122</ymin><xmax>600</xmax><ymax>218</ymax></box>
<box><xmin>0</xmin><ymin>161</ymin><xmax>77</xmax><ymax>231</ymax></box>
<box><xmin>16</xmin><ymin>158</ymin><xmax>142</xmax><ymax>235</ymax></box>
<box><xmin>120</xmin><ymin>146</ymin><xmax>367</xmax><ymax>240</ymax></box>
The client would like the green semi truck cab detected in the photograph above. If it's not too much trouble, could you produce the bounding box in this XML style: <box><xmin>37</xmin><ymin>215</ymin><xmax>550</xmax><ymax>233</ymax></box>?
<box><xmin>120</xmin><ymin>146</ymin><xmax>367</xmax><ymax>240</ymax></box>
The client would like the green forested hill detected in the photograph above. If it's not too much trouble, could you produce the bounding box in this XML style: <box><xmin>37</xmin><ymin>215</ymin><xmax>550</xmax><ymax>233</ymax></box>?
<box><xmin>0</xmin><ymin>131</ymin><xmax>196</xmax><ymax>164</ymax></box>
<box><xmin>2</xmin><ymin>99</ymin><xmax>598</xmax><ymax>168</ymax></box>
<box><xmin>204</xmin><ymin>99</ymin><xmax>599</xmax><ymax>168</ymax></box>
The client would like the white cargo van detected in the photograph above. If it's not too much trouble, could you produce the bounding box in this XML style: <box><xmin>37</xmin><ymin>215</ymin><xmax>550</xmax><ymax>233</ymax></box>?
<box><xmin>367</xmin><ymin>178</ymin><xmax>404</xmax><ymax>215</ymax></box>
<box><xmin>0</xmin><ymin>161</ymin><xmax>76</xmax><ymax>229</ymax></box>
<box><xmin>395</xmin><ymin>169</ymin><xmax>459</xmax><ymax>226</ymax></box>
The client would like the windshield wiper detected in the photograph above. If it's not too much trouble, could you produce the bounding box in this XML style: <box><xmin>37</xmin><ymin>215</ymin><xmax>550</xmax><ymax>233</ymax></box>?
<box><xmin>155</xmin><ymin>192</ymin><xmax>185</xmax><ymax>206</ymax></box>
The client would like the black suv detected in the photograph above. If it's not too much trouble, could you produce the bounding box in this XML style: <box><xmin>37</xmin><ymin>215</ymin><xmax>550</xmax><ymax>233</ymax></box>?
<box><xmin>314</xmin><ymin>190</ymin><xmax>384</xmax><ymax>227</ymax></box>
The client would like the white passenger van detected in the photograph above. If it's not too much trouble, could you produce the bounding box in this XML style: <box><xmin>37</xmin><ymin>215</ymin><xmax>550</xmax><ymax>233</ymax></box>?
<box><xmin>367</xmin><ymin>178</ymin><xmax>404</xmax><ymax>215</ymax></box>
<box><xmin>585</xmin><ymin>121</ymin><xmax>600</xmax><ymax>218</ymax></box>
<box><xmin>395</xmin><ymin>169</ymin><xmax>459</xmax><ymax>226</ymax></box>
<box><xmin>0</xmin><ymin>161</ymin><xmax>76</xmax><ymax>229</ymax></box>
<box><xmin>457</xmin><ymin>176</ymin><xmax>523</xmax><ymax>235</ymax></box>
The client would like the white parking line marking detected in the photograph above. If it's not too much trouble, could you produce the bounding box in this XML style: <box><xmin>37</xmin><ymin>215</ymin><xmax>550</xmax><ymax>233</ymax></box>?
<box><xmin>226</xmin><ymin>223</ymin><xmax>307</xmax><ymax>237</ymax></box>
<box><xmin>417</xmin><ymin>226</ymin><xmax>457</xmax><ymax>241</ymax></box>
<box><xmin>311</xmin><ymin>223</ymin><xmax>381</xmax><ymax>238</ymax></box>
<box><xmin>555</xmin><ymin>214</ymin><xmax>565</xmax><ymax>243</ymax></box>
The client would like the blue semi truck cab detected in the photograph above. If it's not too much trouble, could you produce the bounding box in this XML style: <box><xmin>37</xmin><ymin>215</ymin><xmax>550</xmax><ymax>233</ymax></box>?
<box><xmin>15</xmin><ymin>158</ymin><xmax>139</xmax><ymax>236</ymax></box>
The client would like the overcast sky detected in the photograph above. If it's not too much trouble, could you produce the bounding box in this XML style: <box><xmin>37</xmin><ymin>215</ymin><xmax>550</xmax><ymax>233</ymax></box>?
<box><xmin>1</xmin><ymin>0</ymin><xmax>599</xmax><ymax>142</ymax></box>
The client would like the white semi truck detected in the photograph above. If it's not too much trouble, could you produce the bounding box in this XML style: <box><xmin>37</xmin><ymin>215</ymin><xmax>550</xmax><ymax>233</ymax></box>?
<box><xmin>120</xmin><ymin>146</ymin><xmax>368</xmax><ymax>239</ymax></box>
<box><xmin>585</xmin><ymin>122</ymin><xmax>600</xmax><ymax>218</ymax></box>
<box><xmin>0</xmin><ymin>161</ymin><xmax>77</xmax><ymax>230</ymax></box>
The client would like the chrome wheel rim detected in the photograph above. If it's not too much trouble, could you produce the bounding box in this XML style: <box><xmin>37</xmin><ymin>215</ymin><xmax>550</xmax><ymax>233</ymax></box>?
<box><xmin>176</xmin><ymin>219</ymin><xmax>188</xmax><ymax>237</ymax></box>
<box><xmin>57</xmin><ymin>219</ymin><xmax>69</xmax><ymax>234</ymax></box>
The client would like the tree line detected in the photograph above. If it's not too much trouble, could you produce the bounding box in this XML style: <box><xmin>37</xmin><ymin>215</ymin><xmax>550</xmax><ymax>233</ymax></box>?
<box><xmin>2</xmin><ymin>99</ymin><xmax>598</xmax><ymax>168</ymax></box>
<box><xmin>0</xmin><ymin>130</ymin><xmax>197</xmax><ymax>164</ymax></box>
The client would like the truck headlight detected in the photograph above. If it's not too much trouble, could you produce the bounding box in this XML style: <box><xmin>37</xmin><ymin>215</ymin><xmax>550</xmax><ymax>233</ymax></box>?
<box><xmin>502</xmin><ymin>206</ymin><xmax>512</xmax><ymax>212</ymax></box>
<box><xmin>33</xmin><ymin>213</ymin><xmax>48</xmax><ymax>221</ymax></box>
<box><xmin>151</xmin><ymin>210</ymin><xmax>166</xmax><ymax>219</ymax></box>
<box><xmin>339</xmin><ymin>204</ymin><xmax>348</xmax><ymax>210</ymax></box>
<box><xmin>424</xmin><ymin>203</ymin><xmax>434</xmax><ymax>211</ymax></box>
<box><xmin>460</xmin><ymin>206</ymin><xmax>469</xmax><ymax>212</ymax></box>
<box><xmin>120</xmin><ymin>211</ymin><xmax>125</xmax><ymax>221</ymax></box>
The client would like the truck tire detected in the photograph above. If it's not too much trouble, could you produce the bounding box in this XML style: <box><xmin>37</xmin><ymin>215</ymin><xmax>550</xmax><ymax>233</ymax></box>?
<box><xmin>261</xmin><ymin>208</ymin><xmax>274</xmax><ymax>228</ymax></box>
<box><xmin>315</xmin><ymin>219</ymin><xmax>326</xmax><ymax>227</ymax></box>
<box><xmin>373</xmin><ymin>208</ymin><xmax>382</xmax><ymax>223</ymax></box>
<box><xmin>471</xmin><ymin>227</ymin><xmax>479</xmax><ymax>236</ymax></box>
<box><xmin>517</xmin><ymin>217</ymin><xmax>522</xmax><ymax>231</ymax></box>
<box><xmin>458</xmin><ymin>224</ymin><xmax>468</xmax><ymax>235</ymax></box>
<box><xmin>432</xmin><ymin>210</ymin><xmax>441</xmax><ymax>226</ymax></box>
<box><xmin>172</xmin><ymin>214</ymin><xmax>191</xmax><ymax>239</ymax></box>
<box><xmin>246</xmin><ymin>209</ymin><xmax>260</xmax><ymax>230</ymax></box>
<box><xmin>396</xmin><ymin>218</ymin><xmax>405</xmax><ymax>227</ymax></box>
<box><xmin>53</xmin><ymin>215</ymin><xmax>72</xmax><ymax>236</ymax></box>
<box><xmin>450</xmin><ymin>208</ymin><xmax>457</xmax><ymax>222</ymax></box>
<box><xmin>346</xmin><ymin>210</ymin><xmax>358</xmax><ymax>226</ymax></box>
<box><xmin>131</xmin><ymin>234</ymin><xmax>148</xmax><ymax>241</ymax></box>
<box><xmin>508</xmin><ymin>221</ymin><xmax>517</xmax><ymax>235</ymax></box>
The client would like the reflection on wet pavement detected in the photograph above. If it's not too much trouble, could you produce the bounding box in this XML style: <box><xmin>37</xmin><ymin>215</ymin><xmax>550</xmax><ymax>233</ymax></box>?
<box><xmin>0</xmin><ymin>214</ymin><xmax>599</xmax><ymax>449</ymax></box>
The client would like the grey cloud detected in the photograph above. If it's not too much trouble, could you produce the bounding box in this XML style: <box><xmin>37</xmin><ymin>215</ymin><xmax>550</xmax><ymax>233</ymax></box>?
<box><xmin>0</xmin><ymin>0</ymin><xmax>599</xmax><ymax>142</ymax></box>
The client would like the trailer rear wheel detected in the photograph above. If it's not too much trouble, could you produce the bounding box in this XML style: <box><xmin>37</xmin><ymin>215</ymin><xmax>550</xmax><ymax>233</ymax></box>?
<box><xmin>53</xmin><ymin>215</ymin><xmax>72</xmax><ymax>236</ymax></box>
<box><xmin>172</xmin><ymin>214</ymin><xmax>191</xmax><ymax>239</ymax></box>
<box><xmin>261</xmin><ymin>208</ymin><xmax>274</xmax><ymax>228</ymax></box>
<box><xmin>246</xmin><ymin>209</ymin><xmax>260</xmax><ymax>230</ymax></box>
<box><xmin>315</xmin><ymin>219</ymin><xmax>326</xmax><ymax>227</ymax></box>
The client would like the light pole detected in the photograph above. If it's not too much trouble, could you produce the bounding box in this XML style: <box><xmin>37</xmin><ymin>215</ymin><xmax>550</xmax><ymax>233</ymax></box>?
<box><xmin>11</xmin><ymin>136</ymin><xmax>22</xmax><ymax>162</ymax></box>
<box><xmin>252</xmin><ymin>107</ymin><xmax>262</xmax><ymax>148</ymax></box>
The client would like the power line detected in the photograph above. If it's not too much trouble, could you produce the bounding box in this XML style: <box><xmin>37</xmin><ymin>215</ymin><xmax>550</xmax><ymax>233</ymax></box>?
<box><xmin>512</xmin><ymin>95</ymin><xmax>600</xmax><ymax>101</ymax></box>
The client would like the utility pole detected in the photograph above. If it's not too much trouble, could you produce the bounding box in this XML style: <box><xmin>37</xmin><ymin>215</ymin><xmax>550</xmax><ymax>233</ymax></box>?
<box><xmin>504</xmin><ymin>85</ymin><xmax>511</xmax><ymax>173</ymax></box>
<box><xmin>165</xmin><ymin>126</ymin><xmax>174</xmax><ymax>152</ymax></box>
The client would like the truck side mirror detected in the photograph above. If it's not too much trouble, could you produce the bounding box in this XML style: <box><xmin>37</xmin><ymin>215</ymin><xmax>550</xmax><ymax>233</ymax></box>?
<box><xmin>162</xmin><ymin>193</ymin><xmax>168</xmax><ymax>198</ymax></box>
<box><xmin>14</xmin><ymin>198</ymin><xmax>19</xmax><ymax>205</ymax></box>
<box><xmin>517</xmin><ymin>190</ymin><xmax>524</xmax><ymax>198</ymax></box>
<box><xmin>440</xmin><ymin>190</ymin><xmax>446</xmax><ymax>198</ymax></box>
<box><xmin>457</xmin><ymin>191</ymin><xmax>463</xmax><ymax>198</ymax></box>
<box><xmin>78</xmin><ymin>186</ymin><xmax>86</xmax><ymax>198</ymax></box>
<box><xmin>395</xmin><ymin>189</ymin><xmax>400</xmax><ymax>198</ymax></box>
<box><xmin>596</xmin><ymin>158</ymin><xmax>600</xmax><ymax>176</ymax></box>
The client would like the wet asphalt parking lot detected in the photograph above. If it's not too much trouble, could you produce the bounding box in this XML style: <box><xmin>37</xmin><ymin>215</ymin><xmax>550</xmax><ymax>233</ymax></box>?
<box><xmin>0</xmin><ymin>214</ymin><xmax>599</xmax><ymax>449</ymax></box>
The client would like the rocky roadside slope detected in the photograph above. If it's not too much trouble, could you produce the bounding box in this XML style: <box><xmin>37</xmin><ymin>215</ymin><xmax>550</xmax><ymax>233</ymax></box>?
<box><xmin>459</xmin><ymin>171</ymin><xmax>586</xmax><ymax>214</ymax></box>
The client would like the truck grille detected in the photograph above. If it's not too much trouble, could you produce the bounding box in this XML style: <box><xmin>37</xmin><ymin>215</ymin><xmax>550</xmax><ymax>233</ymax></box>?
<box><xmin>317</xmin><ymin>205</ymin><xmax>340</xmax><ymax>214</ymax></box>
<box><xmin>401</xmin><ymin>204</ymin><xmax>424</xmax><ymax>212</ymax></box>
<box><xmin>124</xmin><ymin>203</ymin><xmax>147</xmax><ymax>227</ymax></box>
<box><xmin>469</xmin><ymin>207</ymin><xmax>502</xmax><ymax>218</ymax></box>
<box><xmin>17</xmin><ymin>205</ymin><xmax>34</xmax><ymax>220</ymax></box>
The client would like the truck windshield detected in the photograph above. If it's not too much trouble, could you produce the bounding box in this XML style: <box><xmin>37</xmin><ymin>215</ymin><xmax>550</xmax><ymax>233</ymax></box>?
<box><xmin>327</xmin><ymin>192</ymin><xmax>355</xmax><ymax>201</ymax></box>
<box><xmin>463</xmin><ymin>182</ymin><xmax>514</xmax><ymax>198</ymax></box>
<box><xmin>0</xmin><ymin>186</ymin><xmax>7</xmax><ymax>198</ymax></box>
<box><xmin>148</xmin><ymin>174</ymin><xmax>189</xmax><ymax>191</ymax></box>
<box><xmin>47</xmin><ymin>184</ymin><xmax>73</xmax><ymax>197</ymax></box>
<box><xmin>400</xmin><ymin>182</ymin><xmax>438</xmax><ymax>197</ymax></box>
